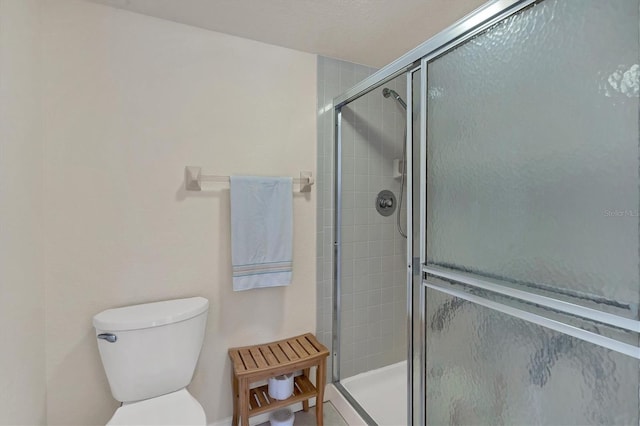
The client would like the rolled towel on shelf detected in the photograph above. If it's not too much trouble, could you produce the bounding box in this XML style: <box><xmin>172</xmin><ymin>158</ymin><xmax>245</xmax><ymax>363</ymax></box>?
<box><xmin>268</xmin><ymin>373</ymin><xmax>294</xmax><ymax>400</ymax></box>
<box><xmin>269</xmin><ymin>408</ymin><xmax>294</xmax><ymax>426</ymax></box>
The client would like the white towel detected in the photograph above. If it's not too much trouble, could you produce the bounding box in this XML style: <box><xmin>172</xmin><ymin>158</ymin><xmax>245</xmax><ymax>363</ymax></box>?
<box><xmin>230</xmin><ymin>176</ymin><xmax>293</xmax><ymax>291</ymax></box>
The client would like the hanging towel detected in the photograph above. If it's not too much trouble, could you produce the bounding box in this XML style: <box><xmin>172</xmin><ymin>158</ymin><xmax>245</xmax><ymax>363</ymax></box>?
<box><xmin>230</xmin><ymin>176</ymin><xmax>293</xmax><ymax>291</ymax></box>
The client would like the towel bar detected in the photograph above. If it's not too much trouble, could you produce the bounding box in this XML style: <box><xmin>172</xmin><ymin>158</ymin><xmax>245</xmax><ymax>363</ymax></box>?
<box><xmin>184</xmin><ymin>166</ymin><xmax>314</xmax><ymax>193</ymax></box>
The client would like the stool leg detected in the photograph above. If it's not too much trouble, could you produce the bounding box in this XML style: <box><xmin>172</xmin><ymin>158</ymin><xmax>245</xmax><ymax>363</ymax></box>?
<box><xmin>302</xmin><ymin>368</ymin><xmax>310</xmax><ymax>412</ymax></box>
<box><xmin>239</xmin><ymin>378</ymin><xmax>250</xmax><ymax>426</ymax></box>
<box><xmin>231</xmin><ymin>372</ymin><xmax>239</xmax><ymax>426</ymax></box>
<box><xmin>315</xmin><ymin>360</ymin><xmax>326</xmax><ymax>426</ymax></box>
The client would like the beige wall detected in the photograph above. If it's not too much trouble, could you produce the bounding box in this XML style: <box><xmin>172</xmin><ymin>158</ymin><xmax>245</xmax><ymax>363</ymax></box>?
<box><xmin>0</xmin><ymin>0</ymin><xmax>46</xmax><ymax>424</ymax></box>
<box><xmin>41</xmin><ymin>1</ymin><xmax>316</xmax><ymax>424</ymax></box>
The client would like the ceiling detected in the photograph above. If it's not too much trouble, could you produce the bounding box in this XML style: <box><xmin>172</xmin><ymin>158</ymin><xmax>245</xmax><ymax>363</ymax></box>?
<box><xmin>86</xmin><ymin>0</ymin><xmax>486</xmax><ymax>68</ymax></box>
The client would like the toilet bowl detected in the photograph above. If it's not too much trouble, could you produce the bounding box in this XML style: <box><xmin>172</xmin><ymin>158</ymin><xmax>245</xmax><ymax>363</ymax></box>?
<box><xmin>93</xmin><ymin>297</ymin><xmax>209</xmax><ymax>425</ymax></box>
<box><xmin>107</xmin><ymin>389</ymin><xmax>205</xmax><ymax>425</ymax></box>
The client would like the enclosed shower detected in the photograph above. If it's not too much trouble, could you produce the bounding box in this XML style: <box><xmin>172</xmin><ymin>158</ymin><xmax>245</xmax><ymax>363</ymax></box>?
<box><xmin>316</xmin><ymin>58</ymin><xmax>411</xmax><ymax>425</ymax></box>
<box><xmin>324</xmin><ymin>0</ymin><xmax>640</xmax><ymax>424</ymax></box>
<box><xmin>335</xmin><ymin>79</ymin><xmax>410</xmax><ymax>426</ymax></box>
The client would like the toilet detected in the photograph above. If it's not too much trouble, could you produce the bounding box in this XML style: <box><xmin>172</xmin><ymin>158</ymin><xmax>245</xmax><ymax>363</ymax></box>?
<box><xmin>93</xmin><ymin>297</ymin><xmax>209</xmax><ymax>425</ymax></box>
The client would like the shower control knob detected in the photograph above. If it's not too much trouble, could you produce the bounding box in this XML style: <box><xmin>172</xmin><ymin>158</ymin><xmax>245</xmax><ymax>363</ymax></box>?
<box><xmin>379</xmin><ymin>198</ymin><xmax>393</xmax><ymax>208</ymax></box>
<box><xmin>375</xmin><ymin>190</ymin><xmax>397</xmax><ymax>217</ymax></box>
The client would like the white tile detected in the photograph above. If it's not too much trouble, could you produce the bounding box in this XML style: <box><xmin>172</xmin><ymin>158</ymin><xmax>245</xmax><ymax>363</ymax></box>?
<box><xmin>380</xmin><ymin>288</ymin><xmax>394</xmax><ymax>304</ymax></box>
<box><xmin>369</xmin><ymin>274</ymin><xmax>382</xmax><ymax>290</ymax></box>
<box><xmin>353</xmin><ymin>224</ymin><xmax>368</xmax><ymax>242</ymax></box>
<box><xmin>340</xmin><ymin>242</ymin><xmax>353</xmax><ymax>262</ymax></box>
<box><xmin>353</xmin><ymin>340</ymin><xmax>368</xmax><ymax>359</ymax></box>
<box><xmin>369</xmin><ymin>208</ymin><xmax>383</xmax><ymax>225</ymax></box>
<box><xmin>341</xmin><ymin>173</ymin><xmax>355</xmax><ymax>191</ymax></box>
<box><xmin>342</xmin><ymin>310</ymin><xmax>354</xmax><ymax>329</ymax></box>
<box><xmin>367</xmin><ymin>323</ymin><xmax>381</xmax><ymax>341</ymax></box>
<box><xmin>354</xmin><ymin>174</ymin><xmax>369</xmax><ymax>192</ymax></box>
<box><xmin>341</xmin><ymin>258</ymin><xmax>354</xmax><ymax>277</ymax></box>
<box><xmin>341</xmin><ymin>360</ymin><xmax>354</xmax><ymax>379</ymax></box>
<box><xmin>322</xmin><ymin>311</ymin><xmax>331</xmax><ymax>333</ymax></box>
<box><xmin>380</xmin><ymin>303</ymin><xmax>394</xmax><ymax>323</ymax></box>
<box><xmin>366</xmin><ymin>308</ymin><xmax>380</xmax><ymax>327</ymax></box>
<box><xmin>381</xmin><ymin>270</ymin><xmax>395</xmax><ymax>288</ymax></box>
<box><xmin>355</xmin><ymin>157</ymin><xmax>369</xmax><ymax>175</ymax></box>
<box><xmin>342</xmin><ymin>191</ymin><xmax>355</xmax><ymax>209</ymax></box>
<box><xmin>369</xmin><ymin>181</ymin><xmax>384</xmax><ymax>199</ymax></box>
<box><xmin>369</xmin><ymin>258</ymin><xmax>382</xmax><ymax>275</ymax></box>
<box><xmin>381</xmin><ymin>223</ymin><xmax>396</xmax><ymax>240</ymax></box>
<box><xmin>341</xmin><ymin>156</ymin><xmax>355</xmax><ymax>174</ymax></box>
<box><xmin>353</xmin><ymin>258</ymin><xmax>369</xmax><ymax>275</ymax></box>
<box><xmin>340</xmin><ymin>207</ymin><xmax>353</xmax><ymax>226</ymax></box>
<box><xmin>353</xmin><ymin>241</ymin><xmax>368</xmax><ymax>259</ymax></box>
<box><xmin>316</xmin><ymin>264</ymin><xmax>325</xmax><ymax>282</ymax></box>
<box><xmin>341</xmin><ymin>275</ymin><xmax>354</xmax><ymax>294</ymax></box>
<box><xmin>341</xmin><ymin>340</ymin><xmax>354</xmax><ymax>361</ymax></box>
<box><xmin>380</xmin><ymin>318</ymin><xmax>394</xmax><ymax>336</ymax></box>
<box><xmin>381</xmin><ymin>255</ymin><xmax>394</xmax><ymax>271</ymax></box>
<box><xmin>354</xmin><ymin>208</ymin><xmax>369</xmax><ymax>224</ymax></box>
<box><xmin>339</xmin><ymin>61</ymin><xmax>355</xmax><ymax>92</ymax></box>
<box><xmin>324</xmin><ymin>208</ymin><xmax>333</xmax><ymax>227</ymax></box>
<box><xmin>323</xmin><ymin>231</ymin><xmax>333</xmax><ymax>252</ymax></box>
<box><xmin>354</xmin><ymin>192</ymin><xmax>369</xmax><ymax>209</ymax></box>
<box><xmin>341</xmin><ymin>293</ymin><xmax>354</xmax><ymax>310</ymax></box>
<box><xmin>368</xmin><ymin>224</ymin><xmax>382</xmax><ymax>242</ymax></box>
<box><xmin>354</xmin><ymin>291</ymin><xmax>368</xmax><ymax>309</ymax></box>
<box><xmin>353</xmin><ymin>324</ymin><xmax>367</xmax><ymax>342</ymax></box>
<box><xmin>368</xmin><ymin>242</ymin><xmax>382</xmax><ymax>258</ymax></box>
<box><xmin>368</xmin><ymin>154</ymin><xmax>383</xmax><ymax>173</ymax></box>
<box><xmin>322</xmin><ymin>296</ymin><xmax>332</xmax><ymax>314</ymax></box>
<box><xmin>393</xmin><ymin>286</ymin><xmax>405</xmax><ymax>302</ymax></box>
<box><xmin>354</xmin><ymin>307</ymin><xmax>367</xmax><ymax>326</ymax></box>
<box><xmin>368</xmin><ymin>289</ymin><xmax>381</xmax><ymax>306</ymax></box>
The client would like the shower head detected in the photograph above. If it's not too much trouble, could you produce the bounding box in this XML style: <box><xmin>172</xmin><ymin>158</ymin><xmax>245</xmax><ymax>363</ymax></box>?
<box><xmin>382</xmin><ymin>87</ymin><xmax>407</xmax><ymax>110</ymax></box>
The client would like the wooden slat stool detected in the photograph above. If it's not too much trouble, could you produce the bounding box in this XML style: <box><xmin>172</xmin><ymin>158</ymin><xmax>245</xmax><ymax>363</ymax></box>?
<box><xmin>228</xmin><ymin>333</ymin><xmax>330</xmax><ymax>426</ymax></box>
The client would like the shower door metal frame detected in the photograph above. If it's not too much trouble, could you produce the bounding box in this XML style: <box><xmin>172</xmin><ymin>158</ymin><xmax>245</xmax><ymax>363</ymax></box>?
<box><xmin>417</xmin><ymin>0</ymin><xmax>640</xmax><ymax>360</ymax></box>
<box><xmin>408</xmin><ymin>64</ymin><xmax>423</xmax><ymax>426</ymax></box>
<box><xmin>331</xmin><ymin>92</ymin><xmax>380</xmax><ymax>426</ymax></box>
<box><xmin>333</xmin><ymin>0</ymin><xmax>538</xmax><ymax>110</ymax></box>
<box><xmin>417</xmin><ymin>1</ymin><xmax>640</xmax><ymax>425</ymax></box>
<box><xmin>331</xmin><ymin>65</ymin><xmax>422</xmax><ymax>426</ymax></box>
<box><xmin>331</xmin><ymin>1</ymin><xmax>554</xmax><ymax>425</ymax></box>
<box><xmin>331</xmin><ymin>87</ymin><xmax>399</xmax><ymax>426</ymax></box>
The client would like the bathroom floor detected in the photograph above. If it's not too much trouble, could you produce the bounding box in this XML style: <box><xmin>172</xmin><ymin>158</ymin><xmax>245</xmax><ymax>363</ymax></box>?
<box><xmin>257</xmin><ymin>402</ymin><xmax>347</xmax><ymax>426</ymax></box>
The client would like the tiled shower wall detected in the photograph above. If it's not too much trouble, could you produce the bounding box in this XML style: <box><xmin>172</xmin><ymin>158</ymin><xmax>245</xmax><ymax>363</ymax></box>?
<box><xmin>316</xmin><ymin>56</ymin><xmax>407</xmax><ymax>383</ymax></box>
<box><xmin>316</xmin><ymin>56</ymin><xmax>371</xmax><ymax>382</ymax></box>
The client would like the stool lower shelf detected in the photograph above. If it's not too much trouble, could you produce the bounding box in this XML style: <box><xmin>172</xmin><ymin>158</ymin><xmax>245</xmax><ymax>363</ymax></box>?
<box><xmin>248</xmin><ymin>375</ymin><xmax>316</xmax><ymax>416</ymax></box>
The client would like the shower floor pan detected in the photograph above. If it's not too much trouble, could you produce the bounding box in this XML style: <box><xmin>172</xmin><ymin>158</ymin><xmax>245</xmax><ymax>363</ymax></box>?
<box><xmin>341</xmin><ymin>361</ymin><xmax>406</xmax><ymax>426</ymax></box>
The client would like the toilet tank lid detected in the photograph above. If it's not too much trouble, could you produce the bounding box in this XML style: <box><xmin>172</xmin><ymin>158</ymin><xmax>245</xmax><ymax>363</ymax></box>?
<box><xmin>93</xmin><ymin>297</ymin><xmax>209</xmax><ymax>331</ymax></box>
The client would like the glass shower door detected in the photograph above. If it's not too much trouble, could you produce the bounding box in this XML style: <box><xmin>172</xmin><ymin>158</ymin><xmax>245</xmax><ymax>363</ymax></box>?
<box><xmin>422</xmin><ymin>0</ymin><xmax>640</xmax><ymax>423</ymax></box>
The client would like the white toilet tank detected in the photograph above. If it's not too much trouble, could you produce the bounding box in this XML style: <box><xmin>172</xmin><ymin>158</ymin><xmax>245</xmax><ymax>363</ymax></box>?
<box><xmin>93</xmin><ymin>297</ymin><xmax>209</xmax><ymax>403</ymax></box>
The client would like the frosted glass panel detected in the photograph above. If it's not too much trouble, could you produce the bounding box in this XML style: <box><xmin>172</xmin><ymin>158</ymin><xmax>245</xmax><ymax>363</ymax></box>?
<box><xmin>426</xmin><ymin>0</ymin><xmax>640</xmax><ymax>313</ymax></box>
<box><xmin>425</xmin><ymin>287</ymin><xmax>639</xmax><ymax>425</ymax></box>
